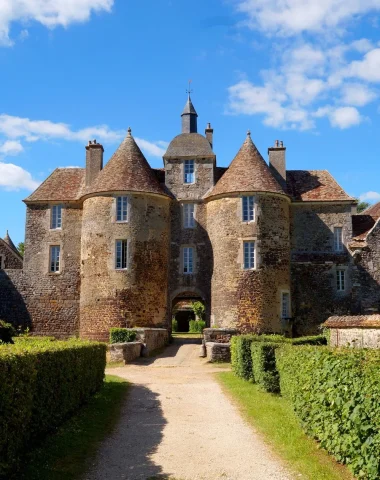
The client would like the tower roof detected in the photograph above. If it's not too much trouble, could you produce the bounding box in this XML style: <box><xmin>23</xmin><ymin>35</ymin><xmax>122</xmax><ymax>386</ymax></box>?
<box><xmin>205</xmin><ymin>132</ymin><xmax>286</xmax><ymax>199</ymax></box>
<box><xmin>181</xmin><ymin>95</ymin><xmax>198</xmax><ymax>117</ymax></box>
<box><xmin>164</xmin><ymin>133</ymin><xmax>214</xmax><ymax>158</ymax></box>
<box><xmin>85</xmin><ymin>129</ymin><xmax>169</xmax><ymax>198</ymax></box>
<box><xmin>3</xmin><ymin>230</ymin><xmax>20</xmax><ymax>256</ymax></box>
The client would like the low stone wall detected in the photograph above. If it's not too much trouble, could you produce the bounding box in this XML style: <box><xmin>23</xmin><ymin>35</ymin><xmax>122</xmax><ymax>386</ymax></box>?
<box><xmin>205</xmin><ymin>342</ymin><xmax>231</xmax><ymax>362</ymax></box>
<box><xmin>329</xmin><ymin>328</ymin><xmax>380</xmax><ymax>348</ymax></box>
<box><xmin>203</xmin><ymin>328</ymin><xmax>239</xmax><ymax>344</ymax></box>
<box><xmin>134</xmin><ymin>328</ymin><xmax>169</xmax><ymax>356</ymax></box>
<box><xmin>109</xmin><ymin>342</ymin><xmax>142</xmax><ymax>364</ymax></box>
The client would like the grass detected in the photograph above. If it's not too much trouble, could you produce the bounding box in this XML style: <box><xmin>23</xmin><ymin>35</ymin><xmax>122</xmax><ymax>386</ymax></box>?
<box><xmin>217</xmin><ymin>372</ymin><xmax>354</xmax><ymax>480</ymax></box>
<box><xmin>17</xmin><ymin>375</ymin><xmax>129</xmax><ymax>480</ymax></box>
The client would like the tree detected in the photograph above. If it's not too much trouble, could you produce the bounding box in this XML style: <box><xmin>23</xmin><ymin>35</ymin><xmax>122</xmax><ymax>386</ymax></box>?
<box><xmin>17</xmin><ymin>242</ymin><xmax>24</xmax><ymax>257</ymax></box>
<box><xmin>356</xmin><ymin>200</ymin><xmax>370</xmax><ymax>213</ymax></box>
<box><xmin>191</xmin><ymin>301</ymin><xmax>205</xmax><ymax>321</ymax></box>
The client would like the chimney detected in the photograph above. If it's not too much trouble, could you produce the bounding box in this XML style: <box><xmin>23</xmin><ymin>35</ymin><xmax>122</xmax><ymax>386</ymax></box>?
<box><xmin>85</xmin><ymin>140</ymin><xmax>104</xmax><ymax>186</ymax></box>
<box><xmin>268</xmin><ymin>140</ymin><xmax>286</xmax><ymax>189</ymax></box>
<box><xmin>205</xmin><ymin>123</ymin><xmax>213</xmax><ymax>149</ymax></box>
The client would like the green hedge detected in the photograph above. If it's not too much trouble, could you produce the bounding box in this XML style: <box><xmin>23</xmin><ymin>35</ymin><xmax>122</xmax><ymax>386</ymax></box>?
<box><xmin>251</xmin><ymin>343</ymin><xmax>281</xmax><ymax>393</ymax></box>
<box><xmin>0</xmin><ymin>339</ymin><xmax>106</xmax><ymax>478</ymax></box>
<box><xmin>109</xmin><ymin>328</ymin><xmax>137</xmax><ymax>344</ymax></box>
<box><xmin>189</xmin><ymin>320</ymin><xmax>206</xmax><ymax>333</ymax></box>
<box><xmin>276</xmin><ymin>346</ymin><xmax>380</xmax><ymax>479</ymax></box>
<box><xmin>0</xmin><ymin>320</ymin><xmax>16</xmax><ymax>344</ymax></box>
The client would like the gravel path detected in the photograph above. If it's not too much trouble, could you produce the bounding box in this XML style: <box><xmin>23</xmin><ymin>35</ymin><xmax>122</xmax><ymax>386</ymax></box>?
<box><xmin>85</xmin><ymin>339</ymin><xmax>293</xmax><ymax>480</ymax></box>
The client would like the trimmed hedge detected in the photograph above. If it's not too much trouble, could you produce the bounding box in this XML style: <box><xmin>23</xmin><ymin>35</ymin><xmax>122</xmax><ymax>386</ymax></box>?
<box><xmin>109</xmin><ymin>328</ymin><xmax>137</xmax><ymax>344</ymax></box>
<box><xmin>276</xmin><ymin>346</ymin><xmax>380</xmax><ymax>479</ymax></box>
<box><xmin>251</xmin><ymin>343</ymin><xmax>281</xmax><ymax>393</ymax></box>
<box><xmin>189</xmin><ymin>320</ymin><xmax>206</xmax><ymax>333</ymax></box>
<box><xmin>0</xmin><ymin>339</ymin><xmax>106</xmax><ymax>478</ymax></box>
<box><xmin>0</xmin><ymin>320</ymin><xmax>16</xmax><ymax>344</ymax></box>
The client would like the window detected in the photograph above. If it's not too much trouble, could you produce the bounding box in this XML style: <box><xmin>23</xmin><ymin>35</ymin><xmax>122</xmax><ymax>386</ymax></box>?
<box><xmin>243</xmin><ymin>241</ymin><xmax>255</xmax><ymax>270</ymax></box>
<box><xmin>337</xmin><ymin>269</ymin><xmax>345</xmax><ymax>291</ymax></box>
<box><xmin>116</xmin><ymin>196</ymin><xmax>128</xmax><ymax>222</ymax></box>
<box><xmin>183</xmin><ymin>247</ymin><xmax>194</xmax><ymax>274</ymax></box>
<box><xmin>281</xmin><ymin>292</ymin><xmax>290</xmax><ymax>318</ymax></box>
<box><xmin>50</xmin><ymin>246</ymin><xmax>61</xmax><ymax>273</ymax></box>
<box><xmin>184</xmin><ymin>160</ymin><xmax>195</xmax><ymax>184</ymax></box>
<box><xmin>242</xmin><ymin>196</ymin><xmax>255</xmax><ymax>222</ymax></box>
<box><xmin>51</xmin><ymin>205</ymin><xmax>62</xmax><ymax>229</ymax></box>
<box><xmin>115</xmin><ymin>240</ymin><xmax>128</xmax><ymax>270</ymax></box>
<box><xmin>183</xmin><ymin>203</ymin><xmax>195</xmax><ymax>228</ymax></box>
<box><xmin>334</xmin><ymin>227</ymin><xmax>343</xmax><ymax>252</ymax></box>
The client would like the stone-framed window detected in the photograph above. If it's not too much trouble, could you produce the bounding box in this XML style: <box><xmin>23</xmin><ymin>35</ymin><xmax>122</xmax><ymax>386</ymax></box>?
<box><xmin>184</xmin><ymin>159</ymin><xmax>195</xmax><ymax>184</ymax></box>
<box><xmin>51</xmin><ymin>205</ymin><xmax>62</xmax><ymax>230</ymax></box>
<box><xmin>183</xmin><ymin>246</ymin><xmax>194</xmax><ymax>274</ymax></box>
<box><xmin>336</xmin><ymin>269</ymin><xmax>346</xmax><ymax>291</ymax></box>
<box><xmin>0</xmin><ymin>255</ymin><xmax>4</xmax><ymax>269</ymax></box>
<box><xmin>183</xmin><ymin>203</ymin><xmax>195</xmax><ymax>228</ymax></box>
<box><xmin>334</xmin><ymin>227</ymin><xmax>343</xmax><ymax>252</ymax></box>
<box><xmin>115</xmin><ymin>240</ymin><xmax>128</xmax><ymax>270</ymax></box>
<box><xmin>242</xmin><ymin>196</ymin><xmax>255</xmax><ymax>222</ymax></box>
<box><xmin>116</xmin><ymin>196</ymin><xmax>128</xmax><ymax>222</ymax></box>
<box><xmin>49</xmin><ymin>245</ymin><xmax>61</xmax><ymax>273</ymax></box>
<box><xmin>281</xmin><ymin>292</ymin><xmax>290</xmax><ymax>318</ymax></box>
<box><xmin>243</xmin><ymin>241</ymin><xmax>256</xmax><ymax>270</ymax></box>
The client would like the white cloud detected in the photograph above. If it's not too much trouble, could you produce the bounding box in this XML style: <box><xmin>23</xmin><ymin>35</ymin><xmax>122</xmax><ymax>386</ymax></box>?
<box><xmin>135</xmin><ymin>138</ymin><xmax>168</xmax><ymax>158</ymax></box>
<box><xmin>314</xmin><ymin>106</ymin><xmax>363</xmax><ymax>129</ymax></box>
<box><xmin>0</xmin><ymin>162</ymin><xmax>39</xmax><ymax>190</ymax></box>
<box><xmin>0</xmin><ymin>140</ymin><xmax>24</xmax><ymax>155</ymax></box>
<box><xmin>359</xmin><ymin>191</ymin><xmax>380</xmax><ymax>202</ymax></box>
<box><xmin>0</xmin><ymin>0</ymin><xmax>114</xmax><ymax>46</ymax></box>
<box><xmin>340</xmin><ymin>83</ymin><xmax>377</xmax><ymax>106</ymax></box>
<box><xmin>345</xmin><ymin>48</ymin><xmax>380</xmax><ymax>82</ymax></box>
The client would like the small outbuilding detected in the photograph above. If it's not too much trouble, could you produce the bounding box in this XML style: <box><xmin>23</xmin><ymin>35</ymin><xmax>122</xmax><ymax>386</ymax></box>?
<box><xmin>324</xmin><ymin>314</ymin><xmax>380</xmax><ymax>348</ymax></box>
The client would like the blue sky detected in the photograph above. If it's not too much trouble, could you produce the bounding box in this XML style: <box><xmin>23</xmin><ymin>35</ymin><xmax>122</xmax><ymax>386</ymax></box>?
<box><xmin>1</xmin><ymin>0</ymin><xmax>380</xmax><ymax>244</ymax></box>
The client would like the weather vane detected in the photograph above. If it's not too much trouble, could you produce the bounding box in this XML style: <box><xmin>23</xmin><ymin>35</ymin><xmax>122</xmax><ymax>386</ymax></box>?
<box><xmin>186</xmin><ymin>79</ymin><xmax>193</xmax><ymax>96</ymax></box>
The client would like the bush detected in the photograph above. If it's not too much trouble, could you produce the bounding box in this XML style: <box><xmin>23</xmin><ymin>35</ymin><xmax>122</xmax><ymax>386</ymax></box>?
<box><xmin>0</xmin><ymin>320</ymin><xmax>16</xmax><ymax>344</ymax></box>
<box><xmin>109</xmin><ymin>328</ymin><xmax>137</xmax><ymax>344</ymax></box>
<box><xmin>0</xmin><ymin>339</ymin><xmax>106</xmax><ymax>478</ymax></box>
<box><xmin>290</xmin><ymin>335</ymin><xmax>327</xmax><ymax>346</ymax></box>
<box><xmin>189</xmin><ymin>320</ymin><xmax>206</xmax><ymax>333</ymax></box>
<box><xmin>172</xmin><ymin>318</ymin><xmax>178</xmax><ymax>333</ymax></box>
<box><xmin>276</xmin><ymin>346</ymin><xmax>380</xmax><ymax>479</ymax></box>
<box><xmin>251</xmin><ymin>343</ymin><xmax>281</xmax><ymax>393</ymax></box>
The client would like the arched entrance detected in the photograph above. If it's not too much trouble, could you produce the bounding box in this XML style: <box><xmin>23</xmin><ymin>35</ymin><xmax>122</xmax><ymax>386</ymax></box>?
<box><xmin>171</xmin><ymin>289</ymin><xmax>205</xmax><ymax>333</ymax></box>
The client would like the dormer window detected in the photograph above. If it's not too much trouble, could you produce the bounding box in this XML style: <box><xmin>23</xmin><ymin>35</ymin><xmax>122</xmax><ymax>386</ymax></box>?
<box><xmin>51</xmin><ymin>205</ymin><xmax>62</xmax><ymax>229</ymax></box>
<box><xmin>184</xmin><ymin>160</ymin><xmax>195</xmax><ymax>184</ymax></box>
<box><xmin>242</xmin><ymin>196</ymin><xmax>255</xmax><ymax>222</ymax></box>
<box><xmin>116</xmin><ymin>196</ymin><xmax>128</xmax><ymax>222</ymax></box>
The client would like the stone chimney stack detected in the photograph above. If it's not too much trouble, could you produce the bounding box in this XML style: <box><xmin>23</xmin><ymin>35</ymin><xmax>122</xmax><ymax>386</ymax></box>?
<box><xmin>268</xmin><ymin>140</ymin><xmax>286</xmax><ymax>189</ymax></box>
<box><xmin>85</xmin><ymin>140</ymin><xmax>104</xmax><ymax>186</ymax></box>
<box><xmin>205</xmin><ymin>123</ymin><xmax>214</xmax><ymax>149</ymax></box>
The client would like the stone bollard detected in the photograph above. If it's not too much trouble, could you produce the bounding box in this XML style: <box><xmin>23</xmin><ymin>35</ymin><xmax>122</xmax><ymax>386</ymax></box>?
<box><xmin>199</xmin><ymin>339</ymin><xmax>207</xmax><ymax>358</ymax></box>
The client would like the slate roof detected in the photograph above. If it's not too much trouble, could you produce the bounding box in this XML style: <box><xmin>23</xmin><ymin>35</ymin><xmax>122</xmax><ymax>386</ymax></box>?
<box><xmin>352</xmin><ymin>215</ymin><xmax>378</xmax><ymax>240</ymax></box>
<box><xmin>25</xmin><ymin>168</ymin><xmax>85</xmax><ymax>202</ymax></box>
<box><xmin>324</xmin><ymin>315</ymin><xmax>380</xmax><ymax>328</ymax></box>
<box><xmin>86</xmin><ymin>130</ymin><xmax>169</xmax><ymax>198</ymax></box>
<box><xmin>1</xmin><ymin>231</ymin><xmax>23</xmax><ymax>260</ymax></box>
<box><xmin>164</xmin><ymin>133</ymin><xmax>214</xmax><ymax>158</ymax></box>
<box><xmin>286</xmin><ymin>170</ymin><xmax>354</xmax><ymax>202</ymax></box>
<box><xmin>181</xmin><ymin>95</ymin><xmax>198</xmax><ymax>116</ymax></box>
<box><xmin>205</xmin><ymin>133</ymin><xmax>285</xmax><ymax>199</ymax></box>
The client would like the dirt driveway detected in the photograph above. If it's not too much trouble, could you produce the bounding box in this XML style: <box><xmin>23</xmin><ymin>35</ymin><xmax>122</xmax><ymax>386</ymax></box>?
<box><xmin>86</xmin><ymin>339</ymin><xmax>293</xmax><ymax>480</ymax></box>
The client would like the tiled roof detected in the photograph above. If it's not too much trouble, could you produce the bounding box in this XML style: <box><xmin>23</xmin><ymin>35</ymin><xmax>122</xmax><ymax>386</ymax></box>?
<box><xmin>205</xmin><ymin>133</ymin><xmax>285</xmax><ymax>199</ymax></box>
<box><xmin>324</xmin><ymin>315</ymin><xmax>380</xmax><ymax>328</ymax></box>
<box><xmin>215</xmin><ymin>166</ymin><xmax>228</xmax><ymax>183</ymax></box>
<box><xmin>2</xmin><ymin>231</ymin><xmax>22</xmax><ymax>259</ymax></box>
<box><xmin>362</xmin><ymin>201</ymin><xmax>380</xmax><ymax>217</ymax></box>
<box><xmin>352</xmin><ymin>215</ymin><xmax>378</xmax><ymax>240</ymax></box>
<box><xmin>286</xmin><ymin>170</ymin><xmax>354</xmax><ymax>202</ymax></box>
<box><xmin>25</xmin><ymin>168</ymin><xmax>85</xmax><ymax>202</ymax></box>
<box><xmin>164</xmin><ymin>133</ymin><xmax>214</xmax><ymax>157</ymax></box>
<box><xmin>152</xmin><ymin>168</ymin><xmax>165</xmax><ymax>184</ymax></box>
<box><xmin>181</xmin><ymin>95</ymin><xmax>198</xmax><ymax>116</ymax></box>
<box><xmin>86</xmin><ymin>130</ymin><xmax>169</xmax><ymax>198</ymax></box>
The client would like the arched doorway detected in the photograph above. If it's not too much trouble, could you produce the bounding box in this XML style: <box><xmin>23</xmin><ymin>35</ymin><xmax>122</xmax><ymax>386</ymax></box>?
<box><xmin>171</xmin><ymin>290</ymin><xmax>205</xmax><ymax>333</ymax></box>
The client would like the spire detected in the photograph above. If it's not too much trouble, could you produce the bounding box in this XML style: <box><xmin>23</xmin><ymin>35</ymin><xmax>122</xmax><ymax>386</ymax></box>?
<box><xmin>3</xmin><ymin>230</ymin><xmax>18</xmax><ymax>254</ymax></box>
<box><xmin>181</xmin><ymin>93</ymin><xmax>198</xmax><ymax>134</ymax></box>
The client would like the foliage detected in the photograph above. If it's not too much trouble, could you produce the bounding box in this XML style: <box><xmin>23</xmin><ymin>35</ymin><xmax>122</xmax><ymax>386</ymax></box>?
<box><xmin>356</xmin><ymin>200</ymin><xmax>371</xmax><ymax>213</ymax></box>
<box><xmin>17</xmin><ymin>242</ymin><xmax>25</xmax><ymax>257</ymax></box>
<box><xmin>189</xmin><ymin>320</ymin><xmax>205</xmax><ymax>333</ymax></box>
<box><xmin>17</xmin><ymin>375</ymin><xmax>128</xmax><ymax>480</ymax></box>
<box><xmin>0</xmin><ymin>339</ymin><xmax>106</xmax><ymax>478</ymax></box>
<box><xmin>251</xmin><ymin>343</ymin><xmax>281</xmax><ymax>393</ymax></box>
<box><xmin>172</xmin><ymin>318</ymin><xmax>178</xmax><ymax>333</ymax></box>
<box><xmin>290</xmin><ymin>335</ymin><xmax>327</xmax><ymax>346</ymax></box>
<box><xmin>191</xmin><ymin>301</ymin><xmax>205</xmax><ymax>320</ymax></box>
<box><xmin>276</xmin><ymin>346</ymin><xmax>380</xmax><ymax>479</ymax></box>
<box><xmin>109</xmin><ymin>328</ymin><xmax>137</xmax><ymax>344</ymax></box>
<box><xmin>0</xmin><ymin>320</ymin><xmax>16</xmax><ymax>344</ymax></box>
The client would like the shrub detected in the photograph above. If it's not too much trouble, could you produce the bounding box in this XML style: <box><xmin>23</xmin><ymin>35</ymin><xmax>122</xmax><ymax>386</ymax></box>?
<box><xmin>0</xmin><ymin>339</ymin><xmax>106</xmax><ymax>478</ymax></box>
<box><xmin>290</xmin><ymin>335</ymin><xmax>327</xmax><ymax>346</ymax></box>
<box><xmin>231</xmin><ymin>335</ymin><xmax>255</xmax><ymax>380</ymax></box>
<box><xmin>276</xmin><ymin>346</ymin><xmax>380</xmax><ymax>479</ymax></box>
<box><xmin>251</xmin><ymin>342</ymin><xmax>281</xmax><ymax>393</ymax></box>
<box><xmin>189</xmin><ymin>320</ymin><xmax>206</xmax><ymax>333</ymax></box>
<box><xmin>0</xmin><ymin>320</ymin><xmax>16</xmax><ymax>344</ymax></box>
<box><xmin>109</xmin><ymin>328</ymin><xmax>137</xmax><ymax>344</ymax></box>
<box><xmin>172</xmin><ymin>318</ymin><xmax>178</xmax><ymax>333</ymax></box>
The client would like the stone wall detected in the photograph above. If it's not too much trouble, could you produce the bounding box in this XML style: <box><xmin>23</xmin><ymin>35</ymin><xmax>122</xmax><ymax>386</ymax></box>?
<box><xmin>329</xmin><ymin>327</ymin><xmax>380</xmax><ymax>348</ymax></box>
<box><xmin>79</xmin><ymin>194</ymin><xmax>170</xmax><ymax>341</ymax></box>
<box><xmin>207</xmin><ymin>193</ymin><xmax>291</xmax><ymax>333</ymax></box>
<box><xmin>203</xmin><ymin>328</ymin><xmax>239</xmax><ymax>343</ymax></box>
<box><xmin>134</xmin><ymin>327</ymin><xmax>169</xmax><ymax>355</ymax></box>
<box><xmin>205</xmin><ymin>342</ymin><xmax>231</xmax><ymax>362</ymax></box>
<box><xmin>0</xmin><ymin>243</ymin><xmax>23</xmax><ymax>269</ymax></box>
<box><xmin>109</xmin><ymin>341</ymin><xmax>142</xmax><ymax>363</ymax></box>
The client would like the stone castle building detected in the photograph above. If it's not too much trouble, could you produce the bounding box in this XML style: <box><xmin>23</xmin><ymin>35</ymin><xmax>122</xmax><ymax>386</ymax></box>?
<box><xmin>1</xmin><ymin>95</ymin><xmax>380</xmax><ymax>339</ymax></box>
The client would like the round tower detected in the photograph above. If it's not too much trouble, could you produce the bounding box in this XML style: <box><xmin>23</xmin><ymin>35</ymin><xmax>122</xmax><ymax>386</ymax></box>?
<box><xmin>205</xmin><ymin>132</ymin><xmax>291</xmax><ymax>333</ymax></box>
<box><xmin>79</xmin><ymin>129</ymin><xmax>171</xmax><ymax>341</ymax></box>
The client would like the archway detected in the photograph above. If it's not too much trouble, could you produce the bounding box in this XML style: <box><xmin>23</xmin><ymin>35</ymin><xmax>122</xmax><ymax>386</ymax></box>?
<box><xmin>171</xmin><ymin>290</ymin><xmax>205</xmax><ymax>333</ymax></box>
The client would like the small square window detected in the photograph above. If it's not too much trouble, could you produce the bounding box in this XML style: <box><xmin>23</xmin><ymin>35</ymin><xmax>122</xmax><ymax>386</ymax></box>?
<box><xmin>337</xmin><ymin>269</ymin><xmax>345</xmax><ymax>291</ymax></box>
<box><xmin>334</xmin><ymin>227</ymin><xmax>343</xmax><ymax>252</ymax></box>
<box><xmin>184</xmin><ymin>160</ymin><xmax>195</xmax><ymax>184</ymax></box>
<box><xmin>243</xmin><ymin>241</ymin><xmax>255</xmax><ymax>270</ymax></box>
<box><xmin>183</xmin><ymin>204</ymin><xmax>195</xmax><ymax>228</ymax></box>
<box><xmin>50</xmin><ymin>245</ymin><xmax>61</xmax><ymax>273</ymax></box>
<box><xmin>183</xmin><ymin>247</ymin><xmax>194</xmax><ymax>274</ymax></box>
<box><xmin>242</xmin><ymin>196</ymin><xmax>255</xmax><ymax>222</ymax></box>
<box><xmin>51</xmin><ymin>205</ymin><xmax>62</xmax><ymax>229</ymax></box>
<box><xmin>115</xmin><ymin>240</ymin><xmax>128</xmax><ymax>270</ymax></box>
<box><xmin>116</xmin><ymin>197</ymin><xmax>128</xmax><ymax>222</ymax></box>
<box><xmin>281</xmin><ymin>292</ymin><xmax>290</xmax><ymax>318</ymax></box>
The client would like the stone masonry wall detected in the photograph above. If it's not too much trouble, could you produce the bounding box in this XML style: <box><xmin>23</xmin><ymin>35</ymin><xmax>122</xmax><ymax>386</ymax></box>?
<box><xmin>329</xmin><ymin>327</ymin><xmax>380</xmax><ymax>348</ymax></box>
<box><xmin>0</xmin><ymin>243</ymin><xmax>23</xmax><ymax>269</ymax></box>
<box><xmin>80</xmin><ymin>194</ymin><xmax>170</xmax><ymax>341</ymax></box>
<box><xmin>207</xmin><ymin>193</ymin><xmax>291</xmax><ymax>333</ymax></box>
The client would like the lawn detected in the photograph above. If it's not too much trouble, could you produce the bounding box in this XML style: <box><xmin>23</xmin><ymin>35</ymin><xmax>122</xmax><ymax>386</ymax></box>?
<box><xmin>217</xmin><ymin>372</ymin><xmax>354</xmax><ymax>480</ymax></box>
<box><xmin>17</xmin><ymin>375</ymin><xmax>129</xmax><ymax>480</ymax></box>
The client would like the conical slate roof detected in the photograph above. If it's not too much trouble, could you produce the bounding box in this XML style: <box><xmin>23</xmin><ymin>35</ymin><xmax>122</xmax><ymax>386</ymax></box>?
<box><xmin>3</xmin><ymin>230</ymin><xmax>21</xmax><ymax>256</ymax></box>
<box><xmin>181</xmin><ymin>95</ymin><xmax>198</xmax><ymax>116</ymax></box>
<box><xmin>205</xmin><ymin>132</ymin><xmax>286</xmax><ymax>199</ymax></box>
<box><xmin>85</xmin><ymin>129</ymin><xmax>169</xmax><ymax>197</ymax></box>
